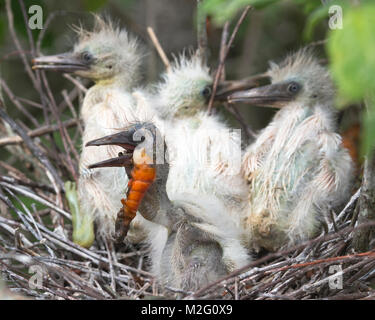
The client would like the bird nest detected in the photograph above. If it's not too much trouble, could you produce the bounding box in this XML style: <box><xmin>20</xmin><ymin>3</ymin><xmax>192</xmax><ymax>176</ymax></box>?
<box><xmin>1</xmin><ymin>173</ymin><xmax>374</xmax><ymax>300</ymax></box>
<box><xmin>1</xmin><ymin>1</ymin><xmax>375</xmax><ymax>300</ymax></box>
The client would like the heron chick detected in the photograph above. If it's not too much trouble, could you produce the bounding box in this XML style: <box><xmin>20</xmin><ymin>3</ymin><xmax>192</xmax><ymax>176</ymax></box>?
<box><xmin>33</xmin><ymin>16</ymin><xmax>154</xmax><ymax>247</ymax></box>
<box><xmin>86</xmin><ymin>123</ymin><xmax>250</xmax><ymax>292</ymax></box>
<box><xmin>152</xmin><ymin>54</ymin><xmax>249</xmax><ymax>223</ymax></box>
<box><xmin>228</xmin><ymin>49</ymin><xmax>354</xmax><ymax>251</ymax></box>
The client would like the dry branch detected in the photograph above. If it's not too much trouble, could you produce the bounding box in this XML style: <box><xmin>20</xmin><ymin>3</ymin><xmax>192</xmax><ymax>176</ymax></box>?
<box><xmin>0</xmin><ymin>119</ymin><xmax>80</xmax><ymax>147</ymax></box>
<box><xmin>147</xmin><ymin>27</ymin><xmax>171</xmax><ymax>71</ymax></box>
<box><xmin>353</xmin><ymin>154</ymin><xmax>375</xmax><ymax>251</ymax></box>
<box><xmin>0</xmin><ymin>103</ymin><xmax>64</xmax><ymax>192</ymax></box>
<box><xmin>207</xmin><ymin>5</ymin><xmax>253</xmax><ymax>115</ymax></box>
<box><xmin>196</xmin><ymin>0</ymin><xmax>209</xmax><ymax>64</ymax></box>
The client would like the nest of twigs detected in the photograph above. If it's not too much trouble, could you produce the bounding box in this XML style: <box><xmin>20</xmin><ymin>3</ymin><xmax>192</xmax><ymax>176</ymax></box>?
<box><xmin>1</xmin><ymin>172</ymin><xmax>375</xmax><ymax>300</ymax></box>
<box><xmin>1</xmin><ymin>0</ymin><xmax>375</xmax><ymax>300</ymax></box>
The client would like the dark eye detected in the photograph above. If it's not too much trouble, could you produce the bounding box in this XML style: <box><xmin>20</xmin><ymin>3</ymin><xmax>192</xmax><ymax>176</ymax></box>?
<box><xmin>201</xmin><ymin>86</ymin><xmax>212</xmax><ymax>98</ymax></box>
<box><xmin>82</xmin><ymin>51</ymin><xmax>93</xmax><ymax>63</ymax></box>
<box><xmin>287</xmin><ymin>82</ymin><xmax>300</xmax><ymax>94</ymax></box>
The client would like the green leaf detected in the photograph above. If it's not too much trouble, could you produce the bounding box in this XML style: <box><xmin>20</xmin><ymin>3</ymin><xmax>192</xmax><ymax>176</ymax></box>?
<box><xmin>327</xmin><ymin>3</ymin><xmax>375</xmax><ymax>155</ymax></box>
<box><xmin>327</xmin><ymin>3</ymin><xmax>375</xmax><ymax>103</ymax></box>
<box><xmin>303</xmin><ymin>4</ymin><xmax>329</xmax><ymax>41</ymax></box>
<box><xmin>65</xmin><ymin>181</ymin><xmax>95</xmax><ymax>248</ymax></box>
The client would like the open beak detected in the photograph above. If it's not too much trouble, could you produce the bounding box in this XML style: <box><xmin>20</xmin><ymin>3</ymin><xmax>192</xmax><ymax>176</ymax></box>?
<box><xmin>214</xmin><ymin>73</ymin><xmax>270</xmax><ymax>101</ymax></box>
<box><xmin>227</xmin><ymin>82</ymin><xmax>294</xmax><ymax>108</ymax></box>
<box><xmin>88</xmin><ymin>153</ymin><xmax>133</xmax><ymax>169</ymax></box>
<box><xmin>32</xmin><ymin>52</ymin><xmax>89</xmax><ymax>72</ymax></box>
<box><xmin>85</xmin><ymin>130</ymin><xmax>141</xmax><ymax>151</ymax></box>
<box><xmin>85</xmin><ymin>130</ymin><xmax>142</xmax><ymax>169</ymax></box>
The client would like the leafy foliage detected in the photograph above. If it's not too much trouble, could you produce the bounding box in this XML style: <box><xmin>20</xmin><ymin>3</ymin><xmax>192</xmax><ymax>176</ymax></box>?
<box><xmin>302</xmin><ymin>2</ymin><xmax>330</xmax><ymax>41</ymax></box>
<box><xmin>201</xmin><ymin>0</ymin><xmax>280</xmax><ymax>25</ymax></box>
<box><xmin>327</xmin><ymin>1</ymin><xmax>375</xmax><ymax>155</ymax></box>
<box><xmin>327</xmin><ymin>2</ymin><xmax>375</xmax><ymax>102</ymax></box>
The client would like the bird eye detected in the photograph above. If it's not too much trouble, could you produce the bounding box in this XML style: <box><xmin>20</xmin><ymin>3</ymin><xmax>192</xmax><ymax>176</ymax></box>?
<box><xmin>82</xmin><ymin>51</ymin><xmax>93</xmax><ymax>63</ymax></box>
<box><xmin>287</xmin><ymin>82</ymin><xmax>300</xmax><ymax>94</ymax></box>
<box><xmin>201</xmin><ymin>86</ymin><xmax>212</xmax><ymax>98</ymax></box>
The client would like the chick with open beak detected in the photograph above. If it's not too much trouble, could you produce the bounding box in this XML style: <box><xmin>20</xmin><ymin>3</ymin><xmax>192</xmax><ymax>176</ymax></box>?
<box><xmin>85</xmin><ymin>122</ymin><xmax>250</xmax><ymax>292</ymax></box>
<box><xmin>86</xmin><ymin>124</ymin><xmax>158</xmax><ymax>242</ymax></box>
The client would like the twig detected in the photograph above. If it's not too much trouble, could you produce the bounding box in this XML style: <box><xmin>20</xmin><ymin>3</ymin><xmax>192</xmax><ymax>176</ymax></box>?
<box><xmin>336</xmin><ymin>188</ymin><xmax>360</xmax><ymax>223</ymax></box>
<box><xmin>0</xmin><ymin>213</ymin><xmax>152</xmax><ymax>278</ymax></box>
<box><xmin>5</xmin><ymin>0</ymin><xmax>38</xmax><ymax>91</ymax></box>
<box><xmin>18</xmin><ymin>0</ymin><xmax>36</xmax><ymax>58</ymax></box>
<box><xmin>0</xmin><ymin>119</ymin><xmax>80</xmax><ymax>147</ymax></box>
<box><xmin>0</xmin><ymin>217</ymin><xmax>33</xmax><ymax>248</ymax></box>
<box><xmin>188</xmin><ymin>221</ymin><xmax>375</xmax><ymax>298</ymax></box>
<box><xmin>0</xmin><ymin>181</ymin><xmax>71</xmax><ymax>220</ymax></box>
<box><xmin>0</xmin><ymin>79</ymin><xmax>40</xmax><ymax>127</ymax></box>
<box><xmin>0</xmin><ymin>102</ymin><xmax>64</xmax><ymax>193</ymax></box>
<box><xmin>224</xmin><ymin>102</ymin><xmax>256</xmax><ymax>142</ymax></box>
<box><xmin>196</xmin><ymin>0</ymin><xmax>208</xmax><ymax>64</ymax></box>
<box><xmin>289</xmin><ymin>258</ymin><xmax>371</xmax><ymax>298</ymax></box>
<box><xmin>353</xmin><ymin>138</ymin><xmax>375</xmax><ymax>250</ymax></box>
<box><xmin>147</xmin><ymin>27</ymin><xmax>171</xmax><ymax>71</ymax></box>
<box><xmin>62</xmin><ymin>74</ymin><xmax>88</xmax><ymax>93</ymax></box>
<box><xmin>1</xmin><ymin>187</ymin><xmax>55</xmax><ymax>257</ymax></box>
<box><xmin>265</xmin><ymin>250</ymin><xmax>375</xmax><ymax>274</ymax></box>
<box><xmin>0</xmin><ymin>164</ymin><xmax>33</xmax><ymax>186</ymax></box>
<box><xmin>58</xmin><ymin>84</ymin><xmax>87</xmax><ymax>113</ymax></box>
<box><xmin>40</xmin><ymin>72</ymin><xmax>78</xmax><ymax>181</ymax></box>
<box><xmin>219</xmin><ymin>22</ymin><xmax>230</xmax><ymax>82</ymax></box>
<box><xmin>16</xmin><ymin>97</ymin><xmax>43</xmax><ymax>110</ymax></box>
<box><xmin>207</xmin><ymin>5</ymin><xmax>253</xmax><ymax>115</ymax></box>
<box><xmin>62</xmin><ymin>90</ymin><xmax>84</xmax><ymax>135</ymax></box>
<box><xmin>104</xmin><ymin>239</ymin><xmax>117</xmax><ymax>293</ymax></box>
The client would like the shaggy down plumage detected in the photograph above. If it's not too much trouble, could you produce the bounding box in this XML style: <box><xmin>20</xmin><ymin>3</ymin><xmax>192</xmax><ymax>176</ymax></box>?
<box><xmin>150</xmin><ymin>55</ymin><xmax>250</xmax><ymax>289</ymax></box>
<box><xmin>100</xmin><ymin>122</ymin><xmax>250</xmax><ymax>291</ymax></box>
<box><xmin>68</xmin><ymin>17</ymin><xmax>156</xmax><ymax>242</ymax></box>
<box><xmin>33</xmin><ymin>16</ymin><xmax>156</xmax><ymax>244</ymax></box>
<box><xmin>240</xmin><ymin>49</ymin><xmax>354</xmax><ymax>251</ymax></box>
<box><xmin>111</xmin><ymin>54</ymin><xmax>252</xmax><ymax>290</ymax></box>
<box><xmin>153</xmin><ymin>54</ymin><xmax>249</xmax><ymax>222</ymax></box>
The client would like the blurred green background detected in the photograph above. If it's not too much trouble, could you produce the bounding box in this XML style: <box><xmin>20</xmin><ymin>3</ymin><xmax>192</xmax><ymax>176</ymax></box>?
<box><xmin>0</xmin><ymin>0</ymin><xmax>374</xmax><ymax>164</ymax></box>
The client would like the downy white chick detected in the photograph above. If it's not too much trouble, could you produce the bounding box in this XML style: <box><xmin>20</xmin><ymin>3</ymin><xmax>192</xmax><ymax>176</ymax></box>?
<box><xmin>33</xmin><ymin>17</ymin><xmax>155</xmax><ymax>246</ymax></box>
<box><xmin>139</xmin><ymin>54</ymin><xmax>252</xmax><ymax>288</ymax></box>
<box><xmin>228</xmin><ymin>49</ymin><xmax>354</xmax><ymax>251</ymax></box>
<box><xmin>153</xmin><ymin>54</ymin><xmax>249</xmax><ymax>223</ymax></box>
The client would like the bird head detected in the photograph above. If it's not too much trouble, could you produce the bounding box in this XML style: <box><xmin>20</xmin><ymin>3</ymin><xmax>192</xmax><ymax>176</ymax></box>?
<box><xmin>85</xmin><ymin>122</ymin><xmax>166</xmax><ymax>171</ymax></box>
<box><xmin>155</xmin><ymin>54</ymin><xmax>214</xmax><ymax>120</ymax></box>
<box><xmin>32</xmin><ymin>16</ymin><xmax>143</xmax><ymax>87</ymax></box>
<box><xmin>85</xmin><ymin>122</ymin><xmax>168</xmax><ymax>241</ymax></box>
<box><xmin>228</xmin><ymin>49</ymin><xmax>334</xmax><ymax>109</ymax></box>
